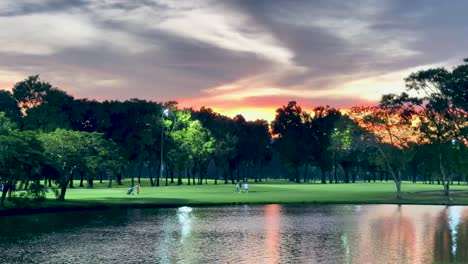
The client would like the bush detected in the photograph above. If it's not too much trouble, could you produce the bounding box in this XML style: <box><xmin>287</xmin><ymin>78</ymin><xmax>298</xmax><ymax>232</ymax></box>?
<box><xmin>27</xmin><ymin>183</ymin><xmax>48</xmax><ymax>201</ymax></box>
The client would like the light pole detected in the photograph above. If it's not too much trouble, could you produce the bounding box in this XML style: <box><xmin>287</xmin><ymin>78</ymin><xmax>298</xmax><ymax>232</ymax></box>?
<box><xmin>332</xmin><ymin>128</ymin><xmax>338</xmax><ymax>184</ymax></box>
<box><xmin>160</xmin><ymin>109</ymin><xmax>169</xmax><ymax>184</ymax></box>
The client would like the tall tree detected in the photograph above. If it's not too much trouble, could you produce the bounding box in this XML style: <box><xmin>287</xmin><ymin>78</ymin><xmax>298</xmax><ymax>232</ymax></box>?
<box><xmin>309</xmin><ymin>106</ymin><xmax>342</xmax><ymax>183</ymax></box>
<box><xmin>0</xmin><ymin>113</ymin><xmax>44</xmax><ymax>206</ymax></box>
<box><xmin>397</xmin><ymin>58</ymin><xmax>468</xmax><ymax>198</ymax></box>
<box><xmin>271</xmin><ymin>101</ymin><xmax>309</xmax><ymax>183</ymax></box>
<box><xmin>0</xmin><ymin>90</ymin><xmax>22</xmax><ymax>126</ymax></box>
<box><xmin>351</xmin><ymin>94</ymin><xmax>416</xmax><ymax>199</ymax></box>
<box><xmin>38</xmin><ymin>129</ymin><xmax>89</xmax><ymax>201</ymax></box>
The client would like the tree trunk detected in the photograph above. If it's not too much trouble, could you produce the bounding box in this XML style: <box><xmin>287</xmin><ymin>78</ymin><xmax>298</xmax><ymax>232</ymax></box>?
<box><xmin>148</xmin><ymin>165</ymin><xmax>154</xmax><ymax>186</ymax></box>
<box><xmin>170</xmin><ymin>170</ymin><xmax>174</xmax><ymax>184</ymax></box>
<box><xmin>334</xmin><ymin>166</ymin><xmax>338</xmax><ymax>184</ymax></box>
<box><xmin>138</xmin><ymin>163</ymin><xmax>142</xmax><ymax>184</ymax></box>
<box><xmin>177</xmin><ymin>170</ymin><xmax>182</xmax><ymax>185</ymax></box>
<box><xmin>303</xmin><ymin>163</ymin><xmax>308</xmax><ymax>183</ymax></box>
<box><xmin>295</xmin><ymin>167</ymin><xmax>300</xmax><ymax>183</ymax></box>
<box><xmin>165</xmin><ymin>167</ymin><xmax>169</xmax><ymax>186</ymax></box>
<box><xmin>230</xmin><ymin>169</ymin><xmax>235</xmax><ymax>184</ymax></box>
<box><xmin>332</xmin><ymin>151</ymin><xmax>337</xmax><ymax>184</ymax></box>
<box><xmin>1</xmin><ymin>188</ymin><xmax>9</xmax><ymax>207</ymax></box>
<box><xmin>321</xmin><ymin>168</ymin><xmax>327</xmax><ymax>184</ymax></box>
<box><xmin>87</xmin><ymin>178</ymin><xmax>94</xmax><ymax>188</ymax></box>
<box><xmin>69</xmin><ymin>170</ymin><xmax>74</xmax><ymax>188</ymax></box>
<box><xmin>187</xmin><ymin>168</ymin><xmax>191</xmax><ymax>185</ymax></box>
<box><xmin>24</xmin><ymin>179</ymin><xmax>30</xmax><ymax>190</ymax></box>
<box><xmin>79</xmin><ymin>170</ymin><xmax>84</xmax><ymax>187</ymax></box>
<box><xmin>192</xmin><ymin>167</ymin><xmax>196</xmax><ymax>185</ymax></box>
<box><xmin>131</xmin><ymin>165</ymin><xmax>135</xmax><ymax>187</ymax></box>
<box><xmin>439</xmin><ymin>149</ymin><xmax>451</xmax><ymax>199</ymax></box>
<box><xmin>18</xmin><ymin>180</ymin><xmax>25</xmax><ymax>191</ymax></box>
<box><xmin>377</xmin><ymin>146</ymin><xmax>402</xmax><ymax>200</ymax></box>
<box><xmin>1</xmin><ymin>180</ymin><xmax>13</xmax><ymax>207</ymax></box>
<box><xmin>395</xmin><ymin>180</ymin><xmax>401</xmax><ymax>200</ymax></box>
<box><xmin>156</xmin><ymin>161</ymin><xmax>161</xmax><ymax>187</ymax></box>
<box><xmin>58</xmin><ymin>170</ymin><xmax>74</xmax><ymax>201</ymax></box>
<box><xmin>58</xmin><ymin>183</ymin><xmax>67</xmax><ymax>201</ymax></box>
<box><xmin>344</xmin><ymin>167</ymin><xmax>350</xmax><ymax>183</ymax></box>
<box><xmin>108</xmin><ymin>174</ymin><xmax>113</xmax><ymax>188</ymax></box>
<box><xmin>117</xmin><ymin>172</ymin><xmax>123</xmax><ymax>185</ymax></box>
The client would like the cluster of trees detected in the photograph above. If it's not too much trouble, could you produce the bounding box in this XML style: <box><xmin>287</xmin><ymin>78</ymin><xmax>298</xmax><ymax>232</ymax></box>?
<box><xmin>0</xmin><ymin>59</ymin><xmax>466</xmax><ymax>204</ymax></box>
<box><xmin>0</xmin><ymin>76</ymin><xmax>272</xmax><ymax>204</ymax></box>
<box><xmin>272</xmin><ymin>59</ymin><xmax>467</xmax><ymax>199</ymax></box>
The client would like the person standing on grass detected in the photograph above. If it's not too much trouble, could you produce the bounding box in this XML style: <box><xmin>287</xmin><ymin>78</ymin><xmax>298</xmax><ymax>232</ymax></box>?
<box><xmin>136</xmin><ymin>184</ymin><xmax>141</xmax><ymax>195</ymax></box>
<box><xmin>244</xmin><ymin>182</ymin><xmax>249</xmax><ymax>193</ymax></box>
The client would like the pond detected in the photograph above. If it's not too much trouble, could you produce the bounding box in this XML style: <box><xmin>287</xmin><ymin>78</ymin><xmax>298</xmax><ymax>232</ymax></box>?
<box><xmin>1</xmin><ymin>204</ymin><xmax>467</xmax><ymax>263</ymax></box>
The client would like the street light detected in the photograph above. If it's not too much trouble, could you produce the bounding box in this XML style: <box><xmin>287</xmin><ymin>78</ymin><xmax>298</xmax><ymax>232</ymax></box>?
<box><xmin>160</xmin><ymin>109</ymin><xmax>169</xmax><ymax>183</ymax></box>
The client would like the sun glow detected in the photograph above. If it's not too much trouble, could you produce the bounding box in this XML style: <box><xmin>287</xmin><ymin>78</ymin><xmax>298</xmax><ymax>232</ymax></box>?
<box><xmin>211</xmin><ymin>107</ymin><xmax>277</xmax><ymax>121</ymax></box>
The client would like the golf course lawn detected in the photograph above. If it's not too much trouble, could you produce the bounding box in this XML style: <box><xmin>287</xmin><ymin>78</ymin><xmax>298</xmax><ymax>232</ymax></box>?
<box><xmin>2</xmin><ymin>180</ymin><xmax>468</xmax><ymax>214</ymax></box>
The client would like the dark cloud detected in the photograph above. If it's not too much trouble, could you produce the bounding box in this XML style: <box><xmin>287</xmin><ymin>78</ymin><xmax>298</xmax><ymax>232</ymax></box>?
<box><xmin>0</xmin><ymin>0</ymin><xmax>87</xmax><ymax>16</ymax></box>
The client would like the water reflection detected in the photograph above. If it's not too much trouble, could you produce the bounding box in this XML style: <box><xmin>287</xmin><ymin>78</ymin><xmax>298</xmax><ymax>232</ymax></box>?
<box><xmin>264</xmin><ymin>204</ymin><xmax>281</xmax><ymax>264</ymax></box>
<box><xmin>0</xmin><ymin>205</ymin><xmax>467</xmax><ymax>263</ymax></box>
<box><xmin>448</xmin><ymin>206</ymin><xmax>462</xmax><ymax>256</ymax></box>
<box><xmin>177</xmin><ymin>206</ymin><xmax>193</xmax><ymax>242</ymax></box>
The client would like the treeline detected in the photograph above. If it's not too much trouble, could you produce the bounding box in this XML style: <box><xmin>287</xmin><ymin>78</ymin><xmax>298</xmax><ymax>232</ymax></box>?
<box><xmin>0</xmin><ymin>59</ymin><xmax>467</xmax><ymax>204</ymax></box>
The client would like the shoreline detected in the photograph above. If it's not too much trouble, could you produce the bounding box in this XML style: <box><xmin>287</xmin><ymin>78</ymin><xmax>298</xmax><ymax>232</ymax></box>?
<box><xmin>0</xmin><ymin>199</ymin><xmax>464</xmax><ymax>217</ymax></box>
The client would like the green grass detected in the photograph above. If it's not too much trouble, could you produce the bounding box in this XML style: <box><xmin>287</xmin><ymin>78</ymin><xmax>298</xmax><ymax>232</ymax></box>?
<box><xmin>2</xmin><ymin>180</ymin><xmax>468</xmax><ymax>214</ymax></box>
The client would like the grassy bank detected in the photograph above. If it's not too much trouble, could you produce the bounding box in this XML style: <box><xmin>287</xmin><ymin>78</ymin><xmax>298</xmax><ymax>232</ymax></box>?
<box><xmin>2</xmin><ymin>180</ymin><xmax>468</xmax><ymax>215</ymax></box>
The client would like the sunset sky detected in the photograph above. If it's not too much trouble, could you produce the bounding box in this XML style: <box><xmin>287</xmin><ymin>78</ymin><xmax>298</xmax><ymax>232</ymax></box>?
<box><xmin>1</xmin><ymin>0</ymin><xmax>467</xmax><ymax>121</ymax></box>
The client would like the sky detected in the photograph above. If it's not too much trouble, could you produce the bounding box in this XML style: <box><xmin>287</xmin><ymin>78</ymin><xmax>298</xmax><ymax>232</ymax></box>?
<box><xmin>0</xmin><ymin>0</ymin><xmax>467</xmax><ymax>121</ymax></box>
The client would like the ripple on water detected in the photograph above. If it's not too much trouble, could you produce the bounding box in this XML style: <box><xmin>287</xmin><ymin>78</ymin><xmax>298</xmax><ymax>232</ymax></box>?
<box><xmin>1</xmin><ymin>205</ymin><xmax>467</xmax><ymax>263</ymax></box>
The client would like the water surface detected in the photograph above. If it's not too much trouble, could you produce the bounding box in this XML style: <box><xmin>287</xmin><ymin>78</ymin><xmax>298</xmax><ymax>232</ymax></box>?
<box><xmin>1</xmin><ymin>204</ymin><xmax>467</xmax><ymax>263</ymax></box>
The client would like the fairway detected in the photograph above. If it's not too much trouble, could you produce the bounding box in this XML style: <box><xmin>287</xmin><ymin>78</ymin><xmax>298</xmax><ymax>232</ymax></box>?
<box><xmin>39</xmin><ymin>180</ymin><xmax>468</xmax><ymax>209</ymax></box>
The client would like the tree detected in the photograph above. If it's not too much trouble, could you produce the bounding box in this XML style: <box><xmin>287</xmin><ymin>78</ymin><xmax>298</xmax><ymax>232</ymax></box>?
<box><xmin>185</xmin><ymin>121</ymin><xmax>216</xmax><ymax>185</ymax></box>
<box><xmin>166</xmin><ymin>110</ymin><xmax>193</xmax><ymax>185</ymax></box>
<box><xmin>38</xmin><ymin>129</ymin><xmax>89</xmax><ymax>201</ymax></box>
<box><xmin>0</xmin><ymin>90</ymin><xmax>22</xmax><ymax>127</ymax></box>
<box><xmin>12</xmin><ymin>75</ymin><xmax>52</xmax><ymax>112</ymax></box>
<box><xmin>0</xmin><ymin>113</ymin><xmax>44</xmax><ymax>206</ymax></box>
<box><xmin>271</xmin><ymin>101</ymin><xmax>310</xmax><ymax>183</ymax></box>
<box><xmin>330</xmin><ymin>126</ymin><xmax>352</xmax><ymax>183</ymax></box>
<box><xmin>309</xmin><ymin>106</ymin><xmax>342</xmax><ymax>183</ymax></box>
<box><xmin>351</xmin><ymin>95</ymin><xmax>416</xmax><ymax>199</ymax></box>
<box><xmin>400</xmin><ymin>59</ymin><xmax>468</xmax><ymax>198</ymax></box>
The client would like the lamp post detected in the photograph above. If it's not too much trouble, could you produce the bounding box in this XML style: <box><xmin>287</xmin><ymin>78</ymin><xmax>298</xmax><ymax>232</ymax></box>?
<box><xmin>332</xmin><ymin>128</ymin><xmax>338</xmax><ymax>184</ymax></box>
<box><xmin>160</xmin><ymin>109</ymin><xmax>169</xmax><ymax>184</ymax></box>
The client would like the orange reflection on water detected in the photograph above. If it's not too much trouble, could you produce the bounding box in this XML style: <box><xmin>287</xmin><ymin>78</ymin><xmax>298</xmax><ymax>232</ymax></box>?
<box><xmin>264</xmin><ymin>204</ymin><xmax>281</xmax><ymax>264</ymax></box>
<box><xmin>352</xmin><ymin>205</ymin><xmax>445</xmax><ymax>263</ymax></box>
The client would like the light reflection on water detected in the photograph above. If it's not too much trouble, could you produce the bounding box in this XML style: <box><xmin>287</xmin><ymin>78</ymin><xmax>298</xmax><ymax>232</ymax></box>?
<box><xmin>0</xmin><ymin>204</ymin><xmax>467</xmax><ymax>263</ymax></box>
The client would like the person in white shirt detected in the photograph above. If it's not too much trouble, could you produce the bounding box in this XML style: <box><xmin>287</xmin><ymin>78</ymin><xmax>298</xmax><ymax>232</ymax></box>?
<box><xmin>243</xmin><ymin>182</ymin><xmax>249</xmax><ymax>193</ymax></box>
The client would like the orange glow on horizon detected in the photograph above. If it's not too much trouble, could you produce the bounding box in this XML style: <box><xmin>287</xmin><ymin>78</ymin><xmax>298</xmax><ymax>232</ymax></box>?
<box><xmin>192</xmin><ymin>105</ymin><xmax>352</xmax><ymax>122</ymax></box>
